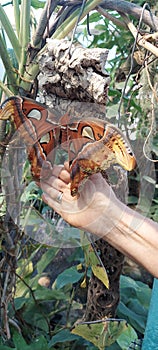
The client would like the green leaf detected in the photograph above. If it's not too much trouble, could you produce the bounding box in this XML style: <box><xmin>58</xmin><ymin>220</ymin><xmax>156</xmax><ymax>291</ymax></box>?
<box><xmin>22</xmin><ymin>302</ymin><xmax>49</xmax><ymax>332</ymax></box>
<box><xmin>37</xmin><ymin>247</ymin><xmax>59</xmax><ymax>274</ymax></box>
<box><xmin>8</xmin><ymin>48</ymin><xmax>18</xmax><ymax>69</ymax></box>
<box><xmin>117</xmin><ymin>324</ymin><xmax>138</xmax><ymax>349</ymax></box>
<box><xmin>13</xmin><ymin>332</ymin><xmax>27</xmax><ymax>349</ymax></box>
<box><xmin>71</xmin><ymin>320</ymin><xmax>127</xmax><ymax>350</ymax></box>
<box><xmin>117</xmin><ymin>276</ymin><xmax>151</xmax><ymax>334</ymax></box>
<box><xmin>120</xmin><ymin>276</ymin><xmax>151</xmax><ymax>308</ymax></box>
<box><xmin>14</xmin><ymin>297</ymin><xmax>28</xmax><ymax>310</ymax></box>
<box><xmin>0</xmin><ymin>3</ymin><xmax>21</xmax><ymax>61</ymax></box>
<box><xmin>54</xmin><ymin>266</ymin><xmax>83</xmax><ymax>289</ymax></box>
<box><xmin>92</xmin><ymin>265</ymin><xmax>109</xmax><ymax>289</ymax></box>
<box><xmin>49</xmin><ymin>329</ymin><xmax>80</xmax><ymax>347</ymax></box>
<box><xmin>31</xmin><ymin>336</ymin><xmax>49</xmax><ymax>350</ymax></box>
<box><xmin>83</xmin><ymin>242</ymin><xmax>109</xmax><ymax>288</ymax></box>
<box><xmin>0</xmin><ymin>33</ymin><xmax>18</xmax><ymax>93</ymax></box>
<box><xmin>31</xmin><ymin>0</ymin><xmax>45</xmax><ymax>9</ymax></box>
<box><xmin>117</xmin><ymin>302</ymin><xmax>146</xmax><ymax>334</ymax></box>
<box><xmin>34</xmin><ymin>285</ymin><xmax>67</xmax><ymax>300</ymax></box>
<box><xmin>83</xmin><ymin>12</ymin><xmax>102</xmax><ymax>24</ymax></box>
<box><xmin>83</xmin><ymin>244</ymin><xmax>99</xmax><ymax>266</ymax></box>
<box><xmin>13</xmin><ymin>332</ymin><xmax>49</xmax><ymax>350</ymax></box>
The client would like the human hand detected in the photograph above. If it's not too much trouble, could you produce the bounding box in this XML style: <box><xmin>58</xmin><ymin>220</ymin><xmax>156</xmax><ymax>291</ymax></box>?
<box><xmin>41</xmin><ymin>162</ymin><xmax>125</xmax><ymax>237</ymax></box>
<box><xmin>40</xmin><ymin>165</ymin><xmax>158</xmax><ymax>279</ymax></box>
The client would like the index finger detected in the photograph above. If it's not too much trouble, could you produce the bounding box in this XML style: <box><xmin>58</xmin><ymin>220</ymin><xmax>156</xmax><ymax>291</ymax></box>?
<box><xmin>51</xmin><ymin>164</ymin><xmax>71</xmax><ymax>184</ymax></box>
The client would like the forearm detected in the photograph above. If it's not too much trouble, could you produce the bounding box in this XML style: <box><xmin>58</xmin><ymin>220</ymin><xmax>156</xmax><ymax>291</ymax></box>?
<box><xmin>103</xmin><ymin>205</ymin><xmax>158</xmax><ymax>278</ymax></box>
<box><xmin>41</xmin><ymin>167</ymin><xmax>158</xmax><ymax>277</ymax></box>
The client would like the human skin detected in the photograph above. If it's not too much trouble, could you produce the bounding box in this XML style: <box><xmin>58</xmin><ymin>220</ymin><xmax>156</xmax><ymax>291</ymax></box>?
<box><xmin>41</xmin><ymin>162</ymin><xmax>158</xmax><ymax>278</ymax></box>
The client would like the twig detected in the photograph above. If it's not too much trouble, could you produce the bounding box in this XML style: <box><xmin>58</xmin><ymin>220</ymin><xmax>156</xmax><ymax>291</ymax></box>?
<box><xmin>143</xmin><ymin>83</ymin><xmax>158</xmax><ymax>163</ymax></box>
<box><xmin>144</xmin><ymin>32</ymin><xmax>158</xmax><ymax>42</ymax></box>
<box><xmin>144</xmin><ymin>61</ymin><xmax>158</xmax><ymax>102</ymax></box>
<box><xmin>100</xmin><ymin>0</ymin><xmax>158</xmax><ymax>31</ymax></box>
<box><xmin>76</xmin><ymin>318</ymin><xmax>125</xmax><ymax>325</ymax></box>
<box><xmin>97</xmin><ymin>5</ymin><xmax>127</xmax><ymax>29</ymax></box>
<box><xmin>117</xmin><ymin>3</ymin><xmax>157</xmax><ymax>125</ymax></box>
<box><xmin>8</xmin><ymin>318</ymin><xmax>22</xmax><ymax>334</ymax></box>
<box><xmin>121</xmin><ymin>13</ymin><xmax>158</xmax><ymax>57</ymax></box>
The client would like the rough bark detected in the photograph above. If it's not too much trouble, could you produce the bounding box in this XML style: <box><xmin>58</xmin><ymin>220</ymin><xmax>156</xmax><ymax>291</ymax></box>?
<box><xmin>38</xmin><ymin>38</ymin><xmax>110</xmax><ymax>118</ymax></box>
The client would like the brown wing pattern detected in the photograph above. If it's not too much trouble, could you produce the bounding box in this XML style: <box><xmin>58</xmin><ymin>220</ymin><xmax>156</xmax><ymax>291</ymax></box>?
<box><xmin>0</xmin><ymin>96</ymin><xmax>136</xmax><ymax>196</ymax></box>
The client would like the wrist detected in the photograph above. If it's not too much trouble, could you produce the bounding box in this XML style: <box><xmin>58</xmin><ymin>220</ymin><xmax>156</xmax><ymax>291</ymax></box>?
<box><xmin>83</xmin><ymin>190</ymin><xmax>127</xmax><ymax>238</ymax></box>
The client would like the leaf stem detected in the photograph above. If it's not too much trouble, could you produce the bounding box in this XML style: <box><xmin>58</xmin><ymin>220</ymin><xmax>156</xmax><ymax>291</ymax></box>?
<box><xmin>19</xmin><ymin>0</ymin><xmax>31</xmax><ymax>76</ymax></box>
<box><xmin>13</xmin><ymin>0</ymin><xmax>20</xmax><ymax>37</ymax></box>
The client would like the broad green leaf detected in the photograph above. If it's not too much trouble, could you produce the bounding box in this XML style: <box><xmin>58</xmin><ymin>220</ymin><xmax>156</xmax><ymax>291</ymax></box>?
<box><xmin>13</xmin><ymin>332</ymin><xmax>49</xmax><ymax>350</ymax></box>
<box><xmin>54</xmin><ymin>266</ymin><xmax>83</xmax><ymax>289</ymax></box>
<box><xmin>13</xmin><ymin>332</ymin><xmax>27</xmax><ymax>349</ymax></box>
<box><xmin>108</xmin><ymin>88</ymin><xmax>122</xmax><ymax>97</ymax></box>
<box><xmin>71</xmin><ymin>320</ymin><xmax>127</xmax><ymax>350</ymax></box>
<box><xmin>34</xmin><ymin>285</ymin><xmax>67</xmax><ymax>300</ymax></box>
<box><xmin>14</xmin><ymin>297</ymin><xmax>28</xmax><ymax>310</ymax></box>
<box><xmin>127</xmin><ymin>298</ymin><xmax>148</xmax><ymax>317</ymax></box>
<box><xmin>117</xmin><ymin>324</ymin><xmax>138</xmax><ymax>349</ymax></box>
<box><xmin>49</xmin><ymin>329</ymin><xmax>80</xmax><ymax>347</ymax></box>
<box><xmin>37</xmin><ymin>247</ymin><xmax>59</xmax><ymax>274</ymax></box>
<box><xmin>22</xmin><ymin>302</ymin><xmax>49</xmax><ymax>332</ymax></box>
<box><xmin>120</xmin><ymin>275</ymin><xmax>151</xmax><ymax>308</ymax></box>
<box><xmin>117</xmin><ymin>302</ymin><xmax>146</xmax><ymax>334</ymax></box>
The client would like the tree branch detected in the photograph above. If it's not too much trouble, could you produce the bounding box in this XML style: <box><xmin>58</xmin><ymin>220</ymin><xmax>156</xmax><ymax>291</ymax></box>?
<box><xmin>32</xmin><ymin>0</ymin><xmax>60</xmax><ymax>47</ymax></box>
<box><xmin>97</xmin><ymin>5</ymin><xmax>127</xmax><ymax>29</ymax></box>
<box><xmin>100</xmin><ymin>0</ymin><xmax>158</xmax><ymax>30</ymax></box>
